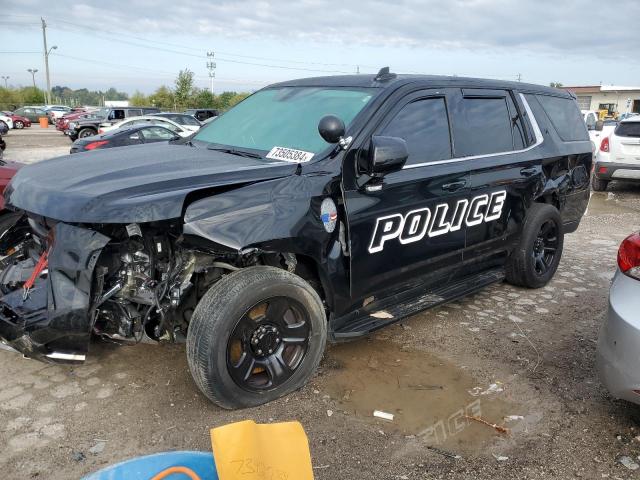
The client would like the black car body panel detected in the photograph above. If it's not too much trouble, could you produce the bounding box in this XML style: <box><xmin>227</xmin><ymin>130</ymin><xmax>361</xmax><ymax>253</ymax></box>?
<box><xmin>0</xmin><ymin>223</ymin><xmax>109</xmax><ymax>361</ymax></box>
<box><xmin>5</xmin><ymin>143</ymin><xmax>298</xmax><ymax>223</ymax></box>
<box><xmin>0</xmin><ymin>73</ymin><xmax>592</xmax><ymax>364</ymax></box>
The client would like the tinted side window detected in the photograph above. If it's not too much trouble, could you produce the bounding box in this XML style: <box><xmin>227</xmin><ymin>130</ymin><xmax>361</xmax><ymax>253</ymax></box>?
<box><xmin>536</xmin><ymin>95</ymin><xmax>588</xmax><ymax>141</ymax></box>
<box><xmin>127</xmin><ymin>109</ymin><xmax>142</xmax><ymax>117</ymax></box>
<box><xmin>506</xmin><ymin>94</ymin><xmax>527</xmax><ymax>149</ymax></box>
<box><xmin>614</xmin><ymin>122</ymin><xmax>640</xmax><ymax>138</ymax></box>
<box><xmin>451</xmin><ymin>97</ymin><xmax>513</xmax><ymax>157</ymax></box>
<box><xmin>381</xmin><ymin>97</ymin><xmax>451</xmax><ymax>165</ymax></box>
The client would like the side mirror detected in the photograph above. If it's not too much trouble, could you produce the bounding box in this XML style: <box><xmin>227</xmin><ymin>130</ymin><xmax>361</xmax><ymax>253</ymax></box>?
<box><xmin>364</xmin><ymin>136</ymin><xmax>408</xmax><ymax>176</ymax></box>
<box><xmin>318</xmin><ymin>115</ymin><xmax>345</xmax><ymax>144</ymax></box>
<box><xmin>595</xmin><ymin>120</ymin><xmax>604</xmax><ymax>131</ymax></box>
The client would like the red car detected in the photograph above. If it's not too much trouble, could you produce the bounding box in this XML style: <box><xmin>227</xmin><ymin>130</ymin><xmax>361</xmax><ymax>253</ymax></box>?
<box><xmin>0</xmin><ymin>160</ymin><xmax>23</xmax><ymax>210</ymax></box>
<box><xmin>1</xmin><ymin>112</ymin><xmax>32</xmax><ymax>129</ymax></box>
<box><xmin>56</xmin><ymin>109</ymin><xmax>96</xmax><ymax>132</ymax></box>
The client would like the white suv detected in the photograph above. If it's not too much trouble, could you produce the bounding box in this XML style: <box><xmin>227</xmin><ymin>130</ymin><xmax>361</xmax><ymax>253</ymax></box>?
<box><xmin>592</xmin><ymin>116</ymin><xmax>640</xmax><ymax>191</ymax></box>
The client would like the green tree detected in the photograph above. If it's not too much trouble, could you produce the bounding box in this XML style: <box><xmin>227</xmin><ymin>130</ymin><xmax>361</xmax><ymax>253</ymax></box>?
<box><xmin>227</xmin><ymin>93</ymin><xmax>249</xmax><ymax>108</ymax></box>
<box><xmin>191</xmin><ymin>88</ymin><xmax>215</xmax><ymax>108</ymax></box>
<box><xmin>174</xmin><ymin>69</ymin><xmax>195</xmax><ymax>109</ymax></box>
<box><xmin>148</xmin><ymin>85</ymin><xmax>175</xmax><ymax>110</ymax></box>
<box><xmin>549</xmin><ymin>82</ymin><xmax>563</xmax><ymax>88</ymax></box>
<box><xmin>130</xmin><ymin>90</ymin><xmax>149</xmax><ymax>106</ymax></box>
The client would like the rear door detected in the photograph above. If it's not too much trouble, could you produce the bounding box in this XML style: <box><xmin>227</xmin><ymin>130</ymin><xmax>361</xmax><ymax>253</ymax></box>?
<box><xmin>452</xmin><ymin>89</ymin><xmax>542</xmax><ymax>270</ymax></box>
<box><xmin>344</xmin><ymin>89</ymin><xmax>470</xmax><ymax>302</ymax></box>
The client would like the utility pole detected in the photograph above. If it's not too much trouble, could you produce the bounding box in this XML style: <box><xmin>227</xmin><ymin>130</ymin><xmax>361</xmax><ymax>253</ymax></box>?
<box><xmin>1</xmin><ymin>76</ymin><xmax>8</xmax><ymax>88</ymax></box>
<box><xmin>207</xmin><ymin>51</ymin><xmax>216</xmax><ymax>95</ymax></box>
<box><xmin>356</xmin><ymin>65</ymin><xmax>360</xmax><ymax>74</ymax></box>
<box><xmin>41</xmin><ymin>18</ymin><xmax>57</xmax><ymax>105</ymax></box>
<box><xmin>27</xmin><ymin>68</ymin><xmax>38</xmax><ymax>89</ymax></box>
<box><xmin>516</xmin><ymin>73</ymin><xmax>522</xmax><ymax>82</ymax></box>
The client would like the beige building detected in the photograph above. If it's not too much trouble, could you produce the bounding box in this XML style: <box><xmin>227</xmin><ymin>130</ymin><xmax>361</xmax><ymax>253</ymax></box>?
<box><xmin>562</xmin><ymin>85</ymin><xmax>640</xmax><ymax>117</ymax></box>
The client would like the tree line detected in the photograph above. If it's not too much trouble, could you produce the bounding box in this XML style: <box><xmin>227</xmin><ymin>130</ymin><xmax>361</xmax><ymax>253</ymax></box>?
<box><xmin>0</xmin><ymin>69</ymin><xmax>250</xmax><ymax>112</ymax></box>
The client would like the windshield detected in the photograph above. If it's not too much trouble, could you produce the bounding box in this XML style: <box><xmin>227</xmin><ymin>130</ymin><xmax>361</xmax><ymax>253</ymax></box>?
<box><xmin>194</xmin><ymin>86</ymin><xmax>375</xmax><ymax>155</ymax></box>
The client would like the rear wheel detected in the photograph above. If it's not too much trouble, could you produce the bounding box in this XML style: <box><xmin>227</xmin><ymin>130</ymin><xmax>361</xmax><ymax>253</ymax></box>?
<box><xmin>78</xmin><ymin>128</ymin><xmax>96</xmax><ymax>138</ymax></box>
<box><xmin>14</xmin><ymin>120</ymin><xmax>24</xmax><ymax>129</ymax></box>
<box><xmin>187</xmin><ymin>266</ymin><xmax>327</xmax><ymax>409</ymax></box>
<box><xmin>591</xmin><ymin>176</ymin><xmax>608</xmax><ymax>192</ymax></box>
<box><xmin>506</xmin><ymin>203</ymin><xmax>564</xmax><ymax>288</ymax></box>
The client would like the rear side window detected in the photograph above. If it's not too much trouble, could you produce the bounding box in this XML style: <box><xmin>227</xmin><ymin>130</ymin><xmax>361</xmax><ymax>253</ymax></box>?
<box><xmin>451</xmin><ymin>97</ymin><xmax>513</xmax><ymax>157</ymax></box>
<box><xmin>614</xmin><ymin>122</ymin><xmax>640</xmax><ymax>138</ymax></box>
<box><xmin>381</xmin><ymin>97</ymin><xmax>452</xmax><ymax>165</ymax></box>
<box><xmin>536</xmin><ymin>95</ymin><xmax>588</xmax><ymax>141</ymax></box>
<box><xmin>127</xmin><ymin>109</ymin><xmax>142</xmax><ymax>117</ymax></box>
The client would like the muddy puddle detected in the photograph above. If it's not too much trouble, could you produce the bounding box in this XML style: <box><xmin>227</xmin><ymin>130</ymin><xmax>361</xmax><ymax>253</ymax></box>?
<box><xmin>586</xmin><ymin>192</ymin><xmax>639</xmax><ymax>215</ymax></box>
<box><xmin>322</xmin><ymin>339</ymin><xmax>523</xmax><ymax>453</ymax></box>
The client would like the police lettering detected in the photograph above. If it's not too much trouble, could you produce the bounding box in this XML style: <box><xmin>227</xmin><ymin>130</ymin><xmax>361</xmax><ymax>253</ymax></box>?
<box><xmin>368</xmin><ymin>190</ymin><xmax>507</xmax><ymax>253</ymax></box>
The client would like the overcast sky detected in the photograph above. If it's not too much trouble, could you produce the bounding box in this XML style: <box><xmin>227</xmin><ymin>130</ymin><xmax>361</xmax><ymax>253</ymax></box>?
<box><xmin>1</xmin><ymin>0</ymin><xmax>639</xmax><ymax>94</ymax></box>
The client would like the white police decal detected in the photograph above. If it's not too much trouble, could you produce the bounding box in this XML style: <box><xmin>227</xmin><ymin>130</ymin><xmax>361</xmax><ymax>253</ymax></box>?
<box><xmin>368</xmin><ymin>190</ymin><xmax>507</xmax><ymax>254</ymax></box>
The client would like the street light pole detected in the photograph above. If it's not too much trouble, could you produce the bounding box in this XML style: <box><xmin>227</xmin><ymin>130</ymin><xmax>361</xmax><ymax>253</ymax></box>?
<box><xmin>27</xmin><ymin>69</ymin><xmax>38</xmax><ymax>89</ymax></box>
<box><xmin>0</xmin><ymin>76</ymin><xmax>8</xmax><ymax>88</ymax></box>
<box><xmin>41</xmin><ymin>17</ymin><xmax>55</xmax><ymax>106</ymax></box>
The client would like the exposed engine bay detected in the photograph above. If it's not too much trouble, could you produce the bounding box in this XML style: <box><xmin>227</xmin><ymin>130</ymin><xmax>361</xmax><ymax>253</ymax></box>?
<box><xmin>0</xmin><ymin>214</ymin><xmax>267</xmax><ymax>357</ymax></box>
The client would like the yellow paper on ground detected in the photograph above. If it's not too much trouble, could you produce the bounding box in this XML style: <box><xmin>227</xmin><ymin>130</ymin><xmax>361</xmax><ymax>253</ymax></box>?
<box><xmin>211</xmin><ymin>420</ymin><xmax>314</xmax><ymax>480</ymax></box>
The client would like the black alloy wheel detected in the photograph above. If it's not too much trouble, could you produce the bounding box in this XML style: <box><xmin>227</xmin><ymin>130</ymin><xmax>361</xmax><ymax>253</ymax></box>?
<box><xmin>227</xmin><ymin>296</ymin><xmax>311</xmax><ymax>392</ymax></box>
<box><xmin>532</xmin><ymin>219</ymin><xmax>559</xmax><ymax>275</ymax></box>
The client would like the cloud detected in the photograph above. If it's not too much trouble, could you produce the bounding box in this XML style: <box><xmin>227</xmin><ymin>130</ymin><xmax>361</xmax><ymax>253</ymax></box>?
<box><xmin>6</xmin><ymin>0</ymin><xmax>640</xmax><ymax>60</ymax></box>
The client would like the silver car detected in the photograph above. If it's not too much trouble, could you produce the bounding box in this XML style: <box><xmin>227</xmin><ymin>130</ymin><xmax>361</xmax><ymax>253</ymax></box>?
<box><xmin>597</xmin><ymin>232</ymin><xmax>640</xmax><ymax>405</ymax></box>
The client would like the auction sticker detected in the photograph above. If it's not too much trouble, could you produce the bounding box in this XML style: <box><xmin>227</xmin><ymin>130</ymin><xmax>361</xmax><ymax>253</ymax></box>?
<box><xmin>266</xmin><ymin>146</ymin><xmax>314</xmax><ymax>163</ymax></box>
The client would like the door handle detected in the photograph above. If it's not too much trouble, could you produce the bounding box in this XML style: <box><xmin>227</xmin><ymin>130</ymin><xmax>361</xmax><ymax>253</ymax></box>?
<box><xmin>441</xmin><ymin>180</ymin><xmax>467</xmax><ymax>192</ymax></box>
<box><xmin>520</xmin><ymin>167</ymin><xmax>538</xmax><ymax>177</ymax></box>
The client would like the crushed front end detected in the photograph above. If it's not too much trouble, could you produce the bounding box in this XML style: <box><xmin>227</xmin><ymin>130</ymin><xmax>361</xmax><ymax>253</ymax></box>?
<box><xmin>0</xmin><ymin>217</ymin><xmax>109</xmax><ymax>362</ymax></box>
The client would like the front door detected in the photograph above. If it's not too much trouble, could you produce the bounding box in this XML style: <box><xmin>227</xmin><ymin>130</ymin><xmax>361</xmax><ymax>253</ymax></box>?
<box><xmin>343</xmin><ymin>90</ymin><xmax>470</xmax><ymax>303</ymax></box>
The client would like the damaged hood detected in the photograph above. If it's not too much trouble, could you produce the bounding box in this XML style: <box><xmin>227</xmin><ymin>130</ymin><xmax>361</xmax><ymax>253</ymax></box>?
<box><xmin>5</xmin><ymin>143</ymin><xmax>297</xmax><ymax>223</ymax></box>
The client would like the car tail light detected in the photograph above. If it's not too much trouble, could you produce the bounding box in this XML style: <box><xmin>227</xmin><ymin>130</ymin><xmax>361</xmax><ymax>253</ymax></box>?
<box><xmin>84</xmin><ymin>140</ymin><xmax>109</xmax><ymax>150</ymax></box>
<box><xmin>617</xmin><ymin>233</ymin><xmax>640</xmax><ymax>280</ymax></box>
<box><xmin>600</xmin><ymin>137</ymin><xmax>610</xmax><ymax>152</ymax></box>
<box><xmin>598</xmin><ymin>166</ymin><xmax>607</xmax><ymax>174</ymax></box>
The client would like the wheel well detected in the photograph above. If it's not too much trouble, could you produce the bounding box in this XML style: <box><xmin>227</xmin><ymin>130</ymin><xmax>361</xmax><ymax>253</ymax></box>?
<box><xmin>535</xmin><ymin>193</ymin><xmax>560</xmax><ymax>211</ymax></box>
<box><xmin>260</xmin><ymin>252</ymin><xmax>325</xmax><ymax>302</ymax></box>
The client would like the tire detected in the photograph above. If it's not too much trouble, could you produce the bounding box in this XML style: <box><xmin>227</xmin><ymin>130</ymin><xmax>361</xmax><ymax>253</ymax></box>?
<box><xmin>187</xmin><ymin>266</ymin><xmax>327</xmax><ymax>409</ymax></box>
<box><xmin>78</xmin><ymin>128</ymin><xmax>96</xmax><ymax>138</ymax></box>
<box><xmin>14</xmin><ymin>121</ymin><xmax>24</xmax><ymax>129</ymax></box>
<box><xmin>591</xmin><ymin>176</ymin><xmax>608</xmax><ymax>192</ymax></box>
<box><xmin>506</xmin><ymin>203</ymin><xmax>564</xmax><ymax>289</ymax></box>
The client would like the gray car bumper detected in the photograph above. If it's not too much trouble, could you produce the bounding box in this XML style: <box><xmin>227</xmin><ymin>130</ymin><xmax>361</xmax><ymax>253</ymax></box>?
<box><xmin>596</xmin><ymin>269</ymin><xmax>640</xmax><ymax>405</ymax></box>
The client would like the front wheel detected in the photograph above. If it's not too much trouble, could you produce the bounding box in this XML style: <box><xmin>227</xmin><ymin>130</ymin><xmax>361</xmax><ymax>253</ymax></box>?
<box><xmin>187</xmin><ymin>266</ymin><xmax>327</xmax><ymax>409</ymax></box>
<box><xmin>506</xmin><ymin>203</ymin><xmax>564</xmax><ymax>288</ymax></box>
<box><xmin>78</xmin><ymin>128</ymin><xmax>96</xmax><ymax>138</ymax></box>
<box><xmin>14</xmin><ymin>120</ymin><xmax>24</xmax><ymax>129</ymax></box>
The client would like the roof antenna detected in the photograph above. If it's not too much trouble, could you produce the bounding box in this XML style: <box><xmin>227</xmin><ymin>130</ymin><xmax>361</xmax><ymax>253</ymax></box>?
<box><xmin>375</xmin><ymin>66</ymin><xmax>396</xmax><ymax>82</ymax></box>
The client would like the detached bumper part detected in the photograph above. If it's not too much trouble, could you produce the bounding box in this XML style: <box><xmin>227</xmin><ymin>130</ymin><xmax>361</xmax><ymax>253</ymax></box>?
<box><xmin>0</xmin><ymin>223</ymin><xmax>109</xmax><ymax>363</ymax></box>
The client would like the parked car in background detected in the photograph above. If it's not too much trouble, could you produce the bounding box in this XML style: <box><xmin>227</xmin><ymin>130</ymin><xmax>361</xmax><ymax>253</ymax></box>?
<box><xmin>2</xmin><ymin>111</ymin><xmax>31</xmax><ymax>129</ymax></box>
<box><xmin>12</xmin><ymin>107</ymin><xmax>50</xmax><ymax>124</ymax></box>
<box><xmin>618</xmin><ymin>113</ymin><xmax>639</xmax><ymax>122</ymax></box>
<box><xmin>65</xmin><ymin>107</ymin><xmax>160</xmax><ymax>140</ymax></box>
<box><xmin>150</xmin><ymin>112</ymin><xmax>202</xmax><ymax>132</ymax></box>
<box><xmin>597</xmin><ymin>232</ymin><xmax>640</xmax><ymax>406</ymax></box>
<box><xmin>70</xmin><ymin>125</ymin><xmax>180</xmax><ymax>153</ymax></box>
<box><xmin>99</xmin><ymin>115</ymin><xmax>196</xmax><ymax>137</ymax></box>
<box><xmin>45</xmin><ymin>105</ymin><xmax>72</xmax><ymax>121</ymax></box>
<box><xmin>0</xmin><ymin>114</ymin><xmax>14</xmax><ymax>130</ymax></box>
<box><xmin>184</xmin><ymin>108</ymin><xmax>218</xmax><ymax>122</ymax></box>
<box><xmin>592</xmin><ymin>116</ymin><xmax>640</xmax><ymax>191</ymax></box>
<box><xmin>55</xmin><ymin>109</ymin><xmax>99</xmax><ymax>132</ymax></box>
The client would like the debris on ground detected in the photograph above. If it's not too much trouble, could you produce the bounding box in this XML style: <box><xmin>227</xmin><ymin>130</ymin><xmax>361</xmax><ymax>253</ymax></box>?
<box><xmin>327</xmin><ymin>410</ymin><xmax>333</xmax><ymax>417</ymax></box>
<box><xmin>373</xmin><ymin>410</ymin><xmax>394</xmax><ymax>421</ymax></box>
<box><xmin>618</xmin><ymin>456</ymin><xmax>639</xmax><ymax>470</ymax></box>
<box><xmin>464</xmin><ymin>415</ymin><xmax>510</xmax><ymax>434</ymax></box>
<box><xmin>72</xmin><ymin>452</ymin><xmax>85</xmax><ymax>462</ymax></box>
<box><xmin>492</xmin><ymin>454</ymin><xmax>509</xmax><ymax>462</ymax></box>
<box><xmin>426</xmin><ymin>445</ymin><xmax>461</xmax><ymax>459</ymax></box>
<box><xmin>504</xmin><ymin>415</ymin><xmax>524</xmax><ymax>422</ymax></box>
<box><xmin>88</xmin><ymin>441</ymin><xmax>106</xmax><ymax>455</ymax></box>
<box><xmin>468</xmin><ymin>382</ymin><xmax>504</xmax><ymax>396</ymax></box>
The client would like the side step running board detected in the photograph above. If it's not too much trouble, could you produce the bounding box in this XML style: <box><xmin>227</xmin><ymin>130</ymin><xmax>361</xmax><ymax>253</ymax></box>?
<box><xmin>329</xmin><ymin>269</ymin><xmax>505</xmax><ymax>340</ymax></box>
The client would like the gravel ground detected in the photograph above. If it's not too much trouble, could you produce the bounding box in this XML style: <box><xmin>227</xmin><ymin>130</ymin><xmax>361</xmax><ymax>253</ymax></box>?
<box><xmin>1</xmin><ymin>128</ymin><xmax>640</xmax><ymax>479</ymax></box>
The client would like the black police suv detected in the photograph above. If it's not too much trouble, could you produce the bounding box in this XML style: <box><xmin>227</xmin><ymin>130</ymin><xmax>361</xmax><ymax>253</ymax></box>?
<box><xmin>0</xmin><ymin>69</ymin><xmax>591</xmax><ymax>409</ymax></box>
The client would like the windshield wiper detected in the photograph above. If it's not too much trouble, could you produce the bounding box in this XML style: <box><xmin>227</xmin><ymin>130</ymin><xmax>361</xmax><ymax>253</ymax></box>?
<box><xmin>207</xmin><ymin>146</ymin><xmax>262</xmax><ymax>159</ymax></box>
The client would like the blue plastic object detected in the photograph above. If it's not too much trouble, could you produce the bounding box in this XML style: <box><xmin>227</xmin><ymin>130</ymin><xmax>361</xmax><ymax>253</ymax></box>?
<box><xmin>82</xmin><ymin>451</ymin><xmax>218</xmax><ymax>480</ymax></box>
